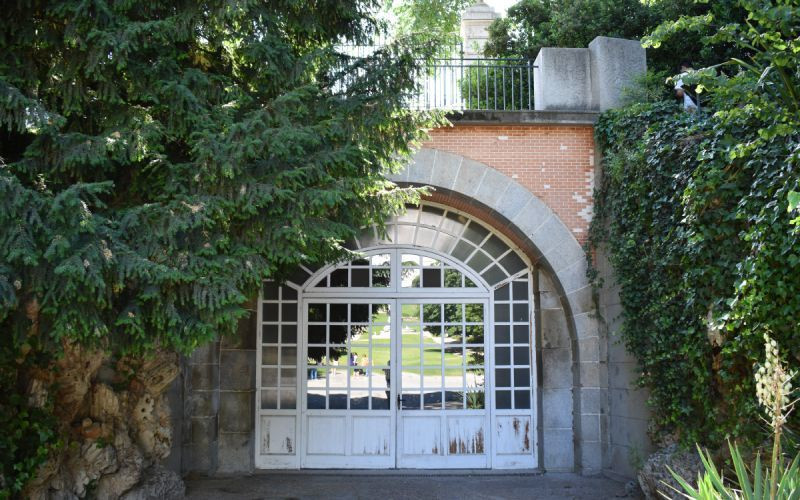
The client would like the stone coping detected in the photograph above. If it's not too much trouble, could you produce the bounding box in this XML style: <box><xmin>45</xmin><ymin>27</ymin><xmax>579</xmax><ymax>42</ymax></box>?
<box><xmin>446</xmin><ymin>110</ymin><xmax>600</xmax><ymax>126</ymax></box>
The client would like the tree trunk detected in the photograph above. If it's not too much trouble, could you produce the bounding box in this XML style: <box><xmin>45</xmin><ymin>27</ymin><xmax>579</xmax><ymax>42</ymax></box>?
<box><xmin>23</xmin><ymin>341</ymin><xmax>184</xmax><ymax>499</ymax></box>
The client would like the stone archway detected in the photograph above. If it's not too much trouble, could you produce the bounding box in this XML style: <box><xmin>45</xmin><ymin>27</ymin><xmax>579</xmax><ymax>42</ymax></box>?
<box><xmin>388</xmin><ymin>148</ymin><xmax>604</xmax><ymax>474</ymax></box>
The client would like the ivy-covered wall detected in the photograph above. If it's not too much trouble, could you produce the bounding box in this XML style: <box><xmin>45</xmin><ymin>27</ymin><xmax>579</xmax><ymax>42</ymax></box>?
<box><xmin>590</xmin><ymin>94</ymin><xmax>799</xmax><ymax>446</ymax></box>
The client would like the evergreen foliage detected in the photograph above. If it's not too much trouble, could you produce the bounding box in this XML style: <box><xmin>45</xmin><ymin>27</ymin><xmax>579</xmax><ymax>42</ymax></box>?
<box><xmin>590</xmin><ymin>0</ymin><xmax>800</xmax><ymax>446</ymax></box>
<box><xmin>0</xmin><ymin>0</ymin><xmax>443</xmax><ymax>494</ymax></box>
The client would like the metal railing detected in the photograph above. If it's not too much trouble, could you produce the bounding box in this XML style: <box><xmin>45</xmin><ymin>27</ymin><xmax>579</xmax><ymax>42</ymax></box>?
<box><xmin>409</xmin><ymin>57</ymin><xmax>535</xmax><ymax>111</ymax></box>
<box><xmin>334</xmin><ymin>42</ymin><xmax>536</xmax><ymax>111</ymax></box>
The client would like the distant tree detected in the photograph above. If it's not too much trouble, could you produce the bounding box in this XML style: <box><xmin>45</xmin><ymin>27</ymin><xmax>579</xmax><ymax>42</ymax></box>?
<box><xmin>0</xmin><ymin>0</ymin><xmax>443</xmax><ymax>496</ymax></box>
<box><xmin>392</xmin><ymin>0</ymin><xmax>472</xmax><ymax>40</ymax></box>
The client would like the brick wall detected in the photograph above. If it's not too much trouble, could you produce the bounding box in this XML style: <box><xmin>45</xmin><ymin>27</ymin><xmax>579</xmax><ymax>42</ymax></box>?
<box><xmin>424</xmin><ymin>124</ymin><xmax>595</xmax><ymax>244</ymax></box>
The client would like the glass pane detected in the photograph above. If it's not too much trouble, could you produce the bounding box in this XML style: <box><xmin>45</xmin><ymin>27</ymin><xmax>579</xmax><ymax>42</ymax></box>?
<box><xmin>308</xmin><ymin>324</ymin><xmax>325</xmax><ymax>344</ymax></box>
<box><xmin>308</xmin><ymin>303</ymin><xmax>326</xmax><ymax>322</ymax></box>
<box><xmin>496</xmin><ymin>390</ymin><xmax>512</xmax><ymax>409</ymax></box>
<box><xmin>466</xmin><ymin>390</ymin><xmax>485</xmax><ymax>409</ymax></box>
<box><xmin>465</xmin><ymin>303</ymin><xmax>483</xmax><ymax>322</ymax></box>
<box><xmin>281</xmin><ymin>324</ymin><xmax>297</xmax><ymax>344</ymax></box>
<box><xmin>495</xmin><ymin>347</ymin><xmax>511</xmax><ymax>365</ymax></box>
<box><xmin>262</xmin><ymin>367</ymin><xmax>278</xmax><ymax>387</ymax></box>
<box><xmin>445</xmin><ymin>390</ymin><xmax>464</xmax><ymax>409</ymax></box>
<box><xmin>263</xmin><ymin>324</ymin><xmax>279</xmax><ymax>343</ymax></box>
<box><xmin>329</xmin><ymin>390</ymin><xmax>347</xmax><ymax>409</ymax></box>
<box><xmin>467</xmin><ymin>251</ymin><xmax>492</xmax><ymax>273</ymax></box>
<box><xmin>481</xmin><ymin>265</ymin><xmax>507</xmax><ymax>286</ymax></box>
<box><xmin>371</xmin><ymin>326</ymin><xmax>390</xmax><ymax>349</ymax></box>
<box><xmin>330</xmin><ymin>268</ymin><xmax>348</xmax><ymax>287</ymax></box>
<box><xmin>515</xmin><ymin>390</ymin><xmax>531</xmax><ymax>409</ymax></box>
<box><xmin>466</xmin><ymin>368</ymin><xmax>485</xmax><ymax>390</ymax></box>
<box><xmin>444</xmin><ymin>368</ymin><xmax>463</xmax><ymax>388</ymax></box>
<box><xmin>351</xmin><ymin>268</ymin><xmax>369</xmax><ymax>287</ymax></box>
<box><xmin>351</xmin><ymin>257</ymin><xmax>369</xmax><ymax>266</ymax></box>
<box><xmin>465</xmin><ymin>276</ymin><xmax>478</xmax><ymax>288</ymax></box>
<box><xmin>262</xmin><ymin>346</ymin><xmax>278</xmax><ymax>365</ymax></box>
<box><xmin>261</xmin><ymin>389</ymin><xmax>278</xmax><ymax>409</ymax></box>
<box><xmin>513</xmin><ymin>303</ymin><xmax>529</xmax><ymax>322</ymax></box>
<box><xmin>401</xmin><ymin>254</ymin><xmax>421</xmax><ymax>265</ymax></box>
<box><xmin>513</xmin><ymin>280</ymin><xmax>528</xmax><ymax>300</ymax></box>
<box><xmin>307</xmin><ymin>389</ymin><xmax>325</xmax><ymax>409</ymax></box>
<box><xmin>329</xmin><ymin>303</ymin><xmax>347</xmax><ymax>323</ymax></box>
<box><xmin>494</xmin><ymin>303</ymin><xmax>510</xmax><ymax>322</ymax></box>
<box><xmin>350</xmin><ymin>324</ymin><xmax>368</xmax><ymax>344</ymax></box>
<box><xmin>514</xmin><ymin>368</ymin><xmax>531</xmax><ymax>387</ymax></box>
<box><xmin>422</xmin><ymin>304</ymin><xmax>441</xmax><ymax>323</ymax></box>
<box><xmin>282</xmin><ymin>303</ymin><xmax>297</xmax><ymax>322</ymax></box>
<box><xmin>500</xmin><ymin>252</ymin><xmax>527</xmax><ymax>275</ymax></box>
<box><xmin>280</xmin><ymin>368</ymin><xmax>297</xmax><ymax>387</ymax></box>
<box><xmin>401</xmin><ymin>267</ymin><xmax>420</xmax><ymax>288</ymax></box>
<box><xmin>495</xmin><ymin>325</ymin><xmax>510</xmax><ymax>344</ymax></box>
<box><xmin>444</xmin><ymin>303</ymin><xmax>462</xmax><ymax>323</ymax></box>
<box><xmin>373</xmin><ymin>368</ymin><xmax>390</xmax><ymax>390</ymax></box>
<box><xmin>402</xmin><ymin>345</ymin><xmax>421</xmax><ymax>367</ymax></box>
<box><xmin>263</xmin><ymin>281</ymin><xmax>279</xmax><ymax>300</ymax></box>
<box><xmin>280</xmin><ymin>390</ymin><xmax>296</xmax><ymax>410</ymax></box>
<box><xmin>451</xmin><ymin>240</ymin><xmax>475</xmax><ymax>262</ymax></box>
<box><xmin>496</xmin><ymin>368</ymin><xmax>511</xmax><ymax>388</ymax></box>
<box><xmin>351</xmin><ymin>303</ymin><xmax>369</xmax><ymax>323</ymax></box>
<box><xmin>281</xmin><ymin>347</ymin><xmax>297</xmax><ymax>365</ymax></box>
<box><xmin>466</xmin><ymin>325</ymin><xmax>484</xmax><ymax>344</ymax></box>
<box><xmin>423</xmin><ymin>390</ymin><xmax>443</xmax><ymax>410</ymax></box>
<box><xmin>466</xmin><ymin>347</ymin><xmax>484</xmax><ymax>365</ymax></box>
<box><xmin>371</xmin><ymin>390</ymin><xmax>390</xmax><ymax>410</ymax></box>
<box><xmin>371</xmin><ymin>268</ymin><xmax>390</xmax><ymax>287</ymax></box>
<box><xmin>328</xmin><ymin>325</ymin><xmax>347</xmax><ymax>345</ymax></box>
<box><xmin>445</xmin><ymin>325</ymin><xmax>462</xmax><ymax>344</ymax></box>
<box><xmin>513</xmin><ymin>346</ymin><xmax>530</xmax><ymax>365</ymax></box>
<box><xmin>483</xmin><ymin>235</ymin><xmax>509</xmax><ymax>258</ymax></box>
<box><xmin>350</xmin><ymin>390</ymin><xmax>370</xmax><ymax>410</ymax></box>
<box><xmin>262</xmin><ymin>303</ymin><xmax>278</xmax><ymax>321</ymax></box>
<box><xmin>423</xmin><ymin>370</ymin><xmax>442</xmax><ymax>387</ymax></box>
<box><xmin>444</xmin><ymin>269</ymin><xmax>462</xmax><ymax>288</ymax></box>
<box><xmin>351</xmin><ymin>367</ymin><xmax>369</xmax><ymax>389</ymax></box>
<box><xmin>307</xmin><ymin>365</ymin><xmax>321</xmax><ymax>381</ymax></box>
<box><xmin>282</xmin><ymin>286</ymin><xmax>297</xmax><ymax>300</ymax></box>
<box><xmin>370</xmin><ymin>346</ymin><xmax>390</xmax><ymax>366</ymax></box>
<box><xmin>371</xmin><ymin>253</ymin><xmax>390</xmax><ymax>266</ymax></box>
<box><xmin>422</xmin><ymin>256</ymin><xmax>441</xmax><ymax>267</ymax></box>
<box><xmin>513</xmin><ymin>325</ymin><xmax>529</xmax><ymax>343</ymax></box>
<box><xmin>494</xmin><ymin>284</ymin><xmax>509</xmax><ymax>301</ymax></box>
<box><xmin>307</xmin><ymin>346</ymin><xmax>326</xmax><ymax>363</ymax></box>
<box><xmin>372</xmin><ymin>303</ymin><xmax>390</xmax><ymax>323</ymax></box>
<box><xmin>444</xmin><ymin>346</ymin><xmax>463</xmax><ymax>366</ymax></box>
<box><xmin>422</xmin><ymin>268</ymin><xmax>442</xmax><ymax>287</ymax></box>
<box><xmin>462</xmin><ymin>221</ymin><xmax>490</xmax><ymax>245</ymax></box>
<box><xmin>328</xmin><ymin>348</ymin><xmax>348</xmax><ymax>367</ymax></box>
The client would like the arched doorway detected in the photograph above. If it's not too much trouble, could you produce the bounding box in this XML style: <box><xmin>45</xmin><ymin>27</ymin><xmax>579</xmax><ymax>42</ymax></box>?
<box><xmin>255</xmin><ymin>202</ymin><xmax>537</xmax><ymax>469</ymax></box>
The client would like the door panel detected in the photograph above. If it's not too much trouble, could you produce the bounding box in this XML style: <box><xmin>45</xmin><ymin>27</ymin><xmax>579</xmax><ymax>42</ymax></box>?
<box><xmin>301</xmin><ymin>300</ymin><xmax>395</xmax><ymax>468</ymax></box>
<box><xmin>396</xmin><ymin>299</ymin><xmax>490</xmax><ymax>468</ymax></box>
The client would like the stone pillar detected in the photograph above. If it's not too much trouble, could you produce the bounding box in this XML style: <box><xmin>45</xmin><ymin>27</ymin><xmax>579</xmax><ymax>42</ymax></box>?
<box><xmin>460</xmin><ymin>2</ymin><xmax>500</xmax><ymax>58</ymax></box>
<box><xmin>534</xmin><ymin>36</ymin><xmax>646</xmax><ymax>112</ymax></box>
<box><xmin>588</xmin><ymin>37</ymin><xmax>648</xmax><ymax>111</ymax></box>
<box><xmin>534</xmin><ymin>48</ymin><xmax>593</xmax><ymax>111</ymax></box>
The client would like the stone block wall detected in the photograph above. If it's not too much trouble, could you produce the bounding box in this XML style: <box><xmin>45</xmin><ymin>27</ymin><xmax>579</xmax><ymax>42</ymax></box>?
<box><xmin>171</xmin><ymin>300</ymin><xmax>258</xmax><ymax>475</ymax></box>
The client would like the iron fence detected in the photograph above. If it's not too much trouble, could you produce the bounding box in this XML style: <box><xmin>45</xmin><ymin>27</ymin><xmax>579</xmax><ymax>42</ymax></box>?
<box><xmin>334</xmin><ymin>42</ymin><xmax>536</xmax><ymax>111</ymax></box>
<box><xmin>409</xmin><ymin>57</ymin><xmax>535</xmax><ymax>111</ymax></box>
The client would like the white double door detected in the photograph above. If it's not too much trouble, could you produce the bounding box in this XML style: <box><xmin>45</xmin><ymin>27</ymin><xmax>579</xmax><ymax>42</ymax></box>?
<box><xmin>300</xmin><ymin>297</ymin><xmax>491</xmax><ymax>469</ymax></box>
